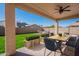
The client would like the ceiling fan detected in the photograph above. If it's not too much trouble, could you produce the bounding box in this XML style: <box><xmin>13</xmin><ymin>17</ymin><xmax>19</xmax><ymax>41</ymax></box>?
<box><xmin>55</xmin><ymin>5</ymin><xmax>71</xmax><ymax>14</ymax></box>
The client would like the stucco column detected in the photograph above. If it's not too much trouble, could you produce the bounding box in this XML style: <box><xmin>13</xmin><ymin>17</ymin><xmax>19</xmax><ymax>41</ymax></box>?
<box><xmin>5</xmin><ymin>3</ymin><xmax>16</xmax><ymax>56</ymax></box>
<box><xmin>55</xmin><ymin>20</ymin><xmax>59</xmax><ymax>35</ymax></box>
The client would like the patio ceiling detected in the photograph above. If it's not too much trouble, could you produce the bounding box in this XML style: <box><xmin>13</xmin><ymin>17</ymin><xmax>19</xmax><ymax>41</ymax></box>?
<box><xmin>15</xmin><ymin>3</ymin><xmax>79</xmax><ymax>20</ymax></box>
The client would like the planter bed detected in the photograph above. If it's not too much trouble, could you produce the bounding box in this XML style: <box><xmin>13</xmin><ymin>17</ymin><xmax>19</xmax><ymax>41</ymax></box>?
<box><xmin>25</xmin><ymin>35</ymin><xmax>40</xmax><ymax>48</ymax></box>
<box><xmin>24</xmin><ymin>33</ymin><xmax>53</xmax><ymax>48</ymax></box>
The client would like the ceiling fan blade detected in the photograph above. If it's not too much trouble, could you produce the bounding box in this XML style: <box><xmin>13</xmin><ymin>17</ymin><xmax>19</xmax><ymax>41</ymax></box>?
<box><xmin>64</xmin><ymin>10</ymin><xmax>71</xmax><ymax>11</ymax></box>
<box><xmin>63</xmin><ymin>5</ymin><xmax>70</xmax><ymax>10</ymax></box>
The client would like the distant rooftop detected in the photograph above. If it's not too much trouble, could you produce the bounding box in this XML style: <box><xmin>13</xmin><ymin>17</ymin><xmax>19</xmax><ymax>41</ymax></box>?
<box><xmin>0</xmin><ymin>20</ymin><xmax>5</xmax><ymax>26</ymax></box>
<box><xmin>69</xmin><ymin>21</ymin><xmax>79</xmax><ymax>27</ymax></box>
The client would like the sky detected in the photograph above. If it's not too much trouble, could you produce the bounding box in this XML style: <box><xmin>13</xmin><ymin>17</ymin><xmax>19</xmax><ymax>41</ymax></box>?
<box><xmin>0</xmin><ymin>3</ymin><xmax>79</xmax><ymax>27</ymax></box>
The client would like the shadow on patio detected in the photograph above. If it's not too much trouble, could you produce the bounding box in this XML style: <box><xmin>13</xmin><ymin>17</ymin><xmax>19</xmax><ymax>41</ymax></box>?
<box><xmin>12</xmin><ymin>51</ymin><xmax>33</xmax><ymax>56</ymax></box>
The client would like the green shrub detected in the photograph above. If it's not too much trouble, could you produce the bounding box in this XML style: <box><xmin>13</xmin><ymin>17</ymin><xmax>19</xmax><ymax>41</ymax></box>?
<box><xmin>25</xmin><ymin>33</ymin><xmax>50</xmax><ymax>41</ymax></box>
<box><xmin>41</xmin><ymin>34</ymin><xmax>49</xmax><ymax>37</ymax></box>
<box><xmin>26</xmin><ymin>34</ymin><xmax>40</xmax><ymax>41</ymax></box>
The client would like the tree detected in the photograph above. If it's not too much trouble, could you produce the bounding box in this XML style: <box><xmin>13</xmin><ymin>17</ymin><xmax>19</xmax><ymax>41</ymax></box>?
<box><xmin>47</xmin><ymin>25</ymin><xmax>55</xmax><ymax>28</ymax></box>
<box><xmin>17</xmin><ymin>22</ymin><xmax>28</xmax><ymax>28</ymax></box>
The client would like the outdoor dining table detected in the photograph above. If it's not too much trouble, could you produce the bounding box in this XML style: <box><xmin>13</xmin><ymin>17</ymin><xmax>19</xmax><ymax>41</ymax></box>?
<box><xmin>48</xmin><ymin>35</ymin><xmax>70</xmax><ymax>54</ymax></box>
<box><xmin>48</xmin><ymin>35</ymin><xmax>70</xmax><ymax>42</ymax></box>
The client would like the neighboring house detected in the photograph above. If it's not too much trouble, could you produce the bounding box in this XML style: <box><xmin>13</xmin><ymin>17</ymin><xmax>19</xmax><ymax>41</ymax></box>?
<box><xmin>68</xmin><ymin>21</ymin><xmax>79</xmax><ymax>35</ymax></box>
<box><xmin>69</xmin><ymin>21</ymin><xmax>79</xmax><ymax>27</ymax></box>
<box><xmin>0</xmin><ymin>20</ymin><xmax>5</xmax><ymax>26</ymax></box>
<box><xmin>0</xmin><ymin>21</ymin><xmax>44</xmax><ymax>35</ymax></box>
<box><xmin>0</xmin><ymin>21</ymin><xmax>5</xmax><ymax>35</ymax></box>
<box><xmin>0</xmin><ymin>26</ymin><xmax>5</xmax><ymax>35</ymax></box>
<box><xmin>26</xmin><ymin>24</ymin><xmax>44</xmax><ymax>32</ymax></box>
<box><xmin>43</xmin><ymin>27</ymin><xmax>69</xmax><ymax>34</ymax></box>
<box><xmin>16</xmin><ymin>24</ymin><xmax>44</xmax><ymax>34</ymax></box>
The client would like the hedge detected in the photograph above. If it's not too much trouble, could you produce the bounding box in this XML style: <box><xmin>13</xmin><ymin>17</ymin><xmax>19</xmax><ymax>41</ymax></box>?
<box><xmin>26</xmin><ymin>34</ymin><xmax>40</xmax><ymax>41</ymax></box>
<box><xmin>25</xmin><ymin>33</ymin><xmax>51</xmax><ymax>41</ymax></box>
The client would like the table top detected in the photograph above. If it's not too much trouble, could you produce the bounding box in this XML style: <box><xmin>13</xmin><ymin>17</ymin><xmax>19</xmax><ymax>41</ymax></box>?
<box><xmin>49</xmin><ymin>35</ymin><xmax>70</xmax><ymax>41</ymax></box>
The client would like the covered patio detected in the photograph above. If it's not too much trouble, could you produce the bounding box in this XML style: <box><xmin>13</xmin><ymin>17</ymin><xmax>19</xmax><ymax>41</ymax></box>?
<box><xmin>2</xmin><ymin>43</ymin><xmax>66</xmax><ymax>56</ymax></box>
<box><xmin>5</xmin><ymin>3</ymin><xmax>79</xmax><ymax>56</ymax></box>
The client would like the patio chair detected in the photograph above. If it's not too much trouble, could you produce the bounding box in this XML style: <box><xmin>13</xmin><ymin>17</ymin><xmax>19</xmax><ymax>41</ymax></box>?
<box><xmin>63</xmin><ymin>36</ymin><xmax>78</xmax><ymax>56</ymax></box>
<box><xmin>66</xmin><ymin>36</ymin><xmax>78</xmax><ymax>48</ymax></box>
<box><xmin>75</xmin><ymin>37</ymin><xmax>79</xmax><ymax>56</ymax></box>
<box><xmin>44</xmin><ymin>37</ymin><xmax>62</xmax><ymax>56</ymax></box>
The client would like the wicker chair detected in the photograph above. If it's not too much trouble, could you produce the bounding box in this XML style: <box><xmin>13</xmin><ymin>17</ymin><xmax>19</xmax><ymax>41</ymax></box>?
<box><xmin>44</xmin><ymin>37</ymin><xmax>62</xmax><ymax>56</ymax></box>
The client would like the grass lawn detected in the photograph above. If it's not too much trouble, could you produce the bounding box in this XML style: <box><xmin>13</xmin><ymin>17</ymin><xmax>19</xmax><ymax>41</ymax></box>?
<box><xmin>0</xmin><ymin>33</ymin><xmax>37</xmax><ymax>54</ymax></box>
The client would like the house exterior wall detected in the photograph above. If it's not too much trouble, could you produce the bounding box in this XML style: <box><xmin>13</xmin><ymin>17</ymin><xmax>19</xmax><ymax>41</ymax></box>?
<box><xmin>69</xmin><ymin>27</ymin><xmax>79</xmax><ymax>35</ymax></box>
<box><xmin>43</xmin><ymin>27</ymin><xmax>69</xmax><ymax>34</ymax></box>
<box><xmin>58</xmin><ymin>28</ymin><xmax>69</xmax><ymax>33</ymax></box>
<box><xmin>16</xmin><ymin>25</ymin><xmax>44</xmax><ymax>34</ymax></box>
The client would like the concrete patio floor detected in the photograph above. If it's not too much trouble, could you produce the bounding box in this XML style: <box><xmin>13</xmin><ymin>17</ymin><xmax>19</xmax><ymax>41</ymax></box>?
<box><xmin>14</xmin><ymin>43</ymin><xmax>63</xmax><ymax>56</ymax></box>
<box><xmin>0</xmin><ymin>43</ymin><xmax>66</xmax><ymax>56</ymax></box>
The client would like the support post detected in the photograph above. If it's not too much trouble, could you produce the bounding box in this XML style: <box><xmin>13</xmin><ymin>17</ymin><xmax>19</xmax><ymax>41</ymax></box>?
<box><xmin>68</xmin><ymin>26</ymin><xmax>70</xmax><ymax>35</ymax></box>
<box><xmin>55</xmin><ymin>20</ymin><xmax>59</xmax><ymax>35</ymax></box>
<box><xmin>5</xmin><ymin>3</ymin><xmax>16</xmax><ymax>56</ymax></box>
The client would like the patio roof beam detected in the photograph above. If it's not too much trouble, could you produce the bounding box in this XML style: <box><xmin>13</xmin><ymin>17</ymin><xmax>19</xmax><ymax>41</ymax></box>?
<box><xmin>58</xmin><ymin>14</ymin><xmax>79</xmax><ymax>20</ymax></box>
